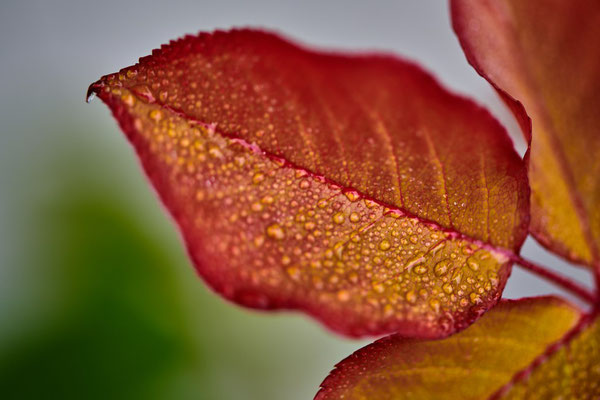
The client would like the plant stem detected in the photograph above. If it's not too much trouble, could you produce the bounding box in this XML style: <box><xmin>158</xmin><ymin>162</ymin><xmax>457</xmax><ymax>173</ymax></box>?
<box><xmin>512</xmin><ymin>255</ymin><xmax>596</xmax><ymax>305</ymax></box>
<box><xmin>595</xmin><ymin>264</ymin><xmax>600</xmax><ymax>305</ymax></box>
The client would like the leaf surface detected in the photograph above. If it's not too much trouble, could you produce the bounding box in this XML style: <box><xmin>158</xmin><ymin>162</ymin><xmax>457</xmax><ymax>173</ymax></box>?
<box><xmin>499</xmin><ymin>312</ymin><xmax>600</xmax><ymax>399</ymax></box>
<box><xmin>451</xmin><ymin>0</ymin><xmax>600</xmax><ymax>268</ymax></box>
<box><xmin>316</xmin><ymin>297</ymin><xmax>593</xmax><ymax>400</ymax></box>
<box><xmin>89</xmin><ymin>29</ymin><xmax>529</xmax><ymax>337</ymax></box>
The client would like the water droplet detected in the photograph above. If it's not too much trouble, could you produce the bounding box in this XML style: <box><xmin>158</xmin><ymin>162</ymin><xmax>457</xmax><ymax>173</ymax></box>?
<box><xmin>208</xmin><ymin>144</ymin><xmax>223</xmax><ymax>158</ymax></box>
<box><xmin>287</xmin><ymin>266</ymin><xmax>300</xmax><ymax>280</ymax></box>
<box><xmin>281</xmin><ymin>255</ymin><xmax>291</xmax><ymax>265</ymax></box>
<box><xmin>379</xmin><ymin>239</ymin><xmax>391</xmax><ymax>251</ymax></box>
<box><xmin>406</xmin><ymin>290</ymin><xmax>417</xmax><ymax>303</ymax></box>
<box><xmin>333</xmin><ymin>241</ymin><xmax>345</xmax><ymax>259</ymax></box>
<box><xmin>266</xmin><ymin>223</ymin><xmax>285</xmax><ymax>240</ymax></box>
<box><xmin>409</xmin><ymin>235</ymin><xmax>419</xmax><ymax>244</ymax></box>
<box><xmin>337</xmin><ymin>290</ymin><xmax>350</xmax><ymax>302</ymax></box>
<box><xmin>304</xmin><ymin>221</ymin><xmax>316</xmax><ymax>231</ymax></box>
<box><xmin>299</xmin><ymin>179</ymin><xmax>310</xmax><ymax>189</ymax></box>
<box><xmin>254</xmin><ymin>235</ymin><xmax>265</xmax><ymax>247</ymax></box>
<box><xmin>452</xmin><ymin>269</ymin><xmax>463</xmax><ymax>284</ymax></box>
<box><xmin>234</xmin><ymin>156</ymin><xmax>246</xmax><ymax>167</ymax></box>
<box><xmin>372</xmin><ymin>282</ymin><xmax>385</xmax><ymax>293</ymax></box>
<box><xmin>364</xmin><ymin>199</ymin><xmax>377</xmax><ymax>209</ymax></box>
<box><xmin>343</xmin><ymin>190</ymin><xmax>360</xmax><ymax>202</ymax></box>
<box><xmin>467</xmin><ymin>257</ymin><xmax>479</xmax><ymax>271</ymax></box>
<box><xmin>332</xmin><ymin>212</ymin><xmax>345</xmax><ymax>224</ymax></box>
<box><xmin>121</xmin><ymin>93</ymin><xmax>135</xmax><ymax>106</ymax></box>
<box><xmin>434</xmin><ymin>259</ymin><xmax>451</xmax><ymax>276</ymax></box>
<box><xmin>261</xmin><ymin>195</ymin><xmax>274</xmax><ymax>205</ymax></box>
<box><xmin>149</xmin><ymin>109</ymin><xmax>163</xmax><ymax>121</ymax></box>
<box><xmin>429</xmin><ymin>298</ymin><xmax>441</xmax><ymax>312</ymax></box>
<box><xmin>252</xmin><ymin>172</ymin><xmax>265</xmax><ymax>184</ymax></box>
<box><xmin>442</xmin><ymin>282</ymin><xmax>453</xmax><ymax>294</ymax></box>
<box><xmin>349</xmin><ymin>212</ymin><xmax>360</xmax><ymax>223</ymax></box>
<box><xmin>86</xmin><ymin>90</ymin><xmax>97</xmax><ymax>103</ymax></box>
<box><xmin>383</xmin><ymin>304</ymin><xmax>394</xmax><ymax>317</ymax></box>
<box><xmin>413</xmin><ymin>264</ymin><xmax>428</xmax><ymax>275</ymax></box>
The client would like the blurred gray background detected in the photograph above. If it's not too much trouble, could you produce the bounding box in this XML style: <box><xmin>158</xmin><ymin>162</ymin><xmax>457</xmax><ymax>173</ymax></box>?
<box><xmin>0</xmin><ymin>1</ymin><xmax>593</xmax><ymax>399</ymax></box>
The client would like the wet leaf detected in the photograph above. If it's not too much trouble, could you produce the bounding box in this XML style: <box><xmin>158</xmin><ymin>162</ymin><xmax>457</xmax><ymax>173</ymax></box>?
<box><xmin>89</xmin><ymin>29</ymin><xmax>529</xmax><ymax>337</ymax></box>
<box><xmin>316</xmin><ymin>297</ymin><xmax>593</xmax><ymax>400</ymax></box>
<box><xmin>451</xmin><ymin>0</ymin><xmax>600</xmax><ymax>268</ymax></box>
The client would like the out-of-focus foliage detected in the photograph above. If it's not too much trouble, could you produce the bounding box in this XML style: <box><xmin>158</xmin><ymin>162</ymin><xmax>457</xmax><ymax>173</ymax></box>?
<box><xmin>0</xmin><ymin>183</ymin><xmax>205</xmax><ymax>399</ymax></box>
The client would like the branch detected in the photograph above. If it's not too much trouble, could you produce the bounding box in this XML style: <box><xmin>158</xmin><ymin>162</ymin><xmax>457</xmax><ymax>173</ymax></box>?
<box><xmin>512</xmin><ymin>256</ymin><xmax>596</xmax><ymax>305</ymax></box>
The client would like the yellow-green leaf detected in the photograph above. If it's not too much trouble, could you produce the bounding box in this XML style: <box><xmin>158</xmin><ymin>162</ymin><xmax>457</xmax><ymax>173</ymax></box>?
<box><xmin>316</xmin><ymin>297</ymin><xmax>585</xmax><ymax>399</ymax></box>
<box><xmin>500</xmin><ymin>313</ymin><xmax>600</xmax><ymax>399</ymax></box>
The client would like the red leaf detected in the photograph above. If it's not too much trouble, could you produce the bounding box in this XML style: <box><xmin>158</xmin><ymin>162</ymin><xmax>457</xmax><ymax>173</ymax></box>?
<box><xmin>451</xmin><ymin>0</ymin><xmax>600</xmax><ymax>268</ymax></box>
<box><xmin>89</xmin><ymin>29</ymin><xmax>529</xmax><ymax>337</ymax></box>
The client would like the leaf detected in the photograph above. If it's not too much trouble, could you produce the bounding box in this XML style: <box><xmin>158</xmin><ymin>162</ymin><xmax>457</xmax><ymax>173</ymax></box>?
<box><xmin>498</xmin><ymin>312</ymin><xmax>600</xmax><ymax>399</ymax></box>
<box><xmin>315</xmin><ymin>297</ymin><xmax>596</xmax><ymax>400</ymax></box>
<box><xmin>451</xmin><ymin>0</ymin><xmax>600</xmax><ymax>268</ymax></box>
<box><xmin>88</xmin><ymin>29</ymin><xmax>529</xmax><ymax>337</ymax></box>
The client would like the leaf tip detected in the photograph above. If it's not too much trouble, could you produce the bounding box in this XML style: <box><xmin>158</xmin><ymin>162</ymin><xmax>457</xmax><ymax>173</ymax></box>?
<box><xmin>86</xmin><ymin>81</ymin><xmax>102</xmax><ymax>103</ymax></box>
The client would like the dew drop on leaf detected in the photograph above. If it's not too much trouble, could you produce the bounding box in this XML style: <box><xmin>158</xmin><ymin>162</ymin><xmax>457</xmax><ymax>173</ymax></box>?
<box><xmin>266</xmin><ymin>223</ymin><xmax>285</xmax><ymax>240</ymax></box>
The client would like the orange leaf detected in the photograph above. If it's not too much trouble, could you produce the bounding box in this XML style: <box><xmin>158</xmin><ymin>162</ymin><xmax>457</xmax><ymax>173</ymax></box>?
<box><xmin>316</xmin><ymin>297</ymin><xmax>592</xmax><ymax>399</ymax></box>
<box><xmin>451</xmin><ymin>0</ymin><xmax>600</xmax><ymax>268</ymax></box>
<box><xmin>88</xmin><ymin>29</ymin><xmax>529</xmax><ymax>337</ymax></box>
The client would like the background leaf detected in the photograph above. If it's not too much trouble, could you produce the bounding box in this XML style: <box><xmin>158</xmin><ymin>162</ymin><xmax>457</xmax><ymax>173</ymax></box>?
<box><xmin>451</xmin><ymin>0</ymin><xmax>600</xmax><ymax>268</ymax></box>
<box><xmin>316</xmin><ymin>297</ymin><xmax>584</xmax><ymax>400</ymax></box>
<box><xmin>90</xmin><ymin>29</ymin><xmax>529</xmax><ymax>337</ymax></box>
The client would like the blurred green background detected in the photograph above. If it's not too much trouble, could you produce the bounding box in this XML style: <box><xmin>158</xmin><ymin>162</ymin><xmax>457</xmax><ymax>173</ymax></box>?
<box><xmin>0</xmin><ymin>1</ymin><xmax>592</xmax><ymax>399</ymax></box>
